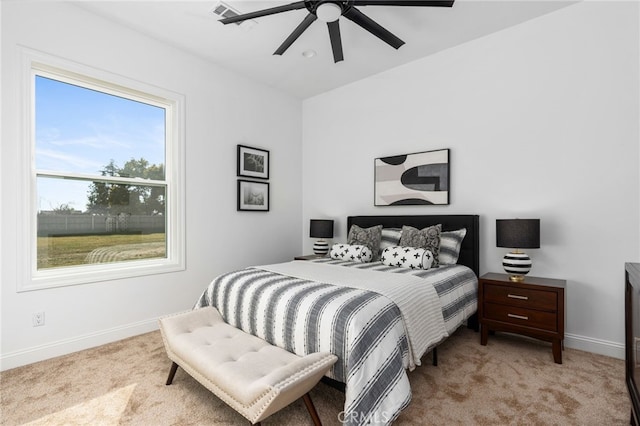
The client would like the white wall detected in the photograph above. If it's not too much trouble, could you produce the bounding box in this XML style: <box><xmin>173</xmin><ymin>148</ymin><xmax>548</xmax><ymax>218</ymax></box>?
<box><xmin>0</xmin><ymin>1</ymin><xmax>302</xmax><ymax>370</ymax></box>
<box><xmin>302</xmin><ymin>2</ymin><xmax>639</xmax><ymax>358</ymax></box>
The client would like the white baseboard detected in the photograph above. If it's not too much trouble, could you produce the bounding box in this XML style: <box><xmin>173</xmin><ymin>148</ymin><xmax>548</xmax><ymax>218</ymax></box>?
<box><xmin>0</xmin><ymin>318</ymin><xmax>159</xmax><ymax>371</ymax></box>
<box><xmin>565</xmin><ymin>332</ymin><xmax>624</xmax><ymax>360</ymax></box>
<box><xmin>0</xmin><ymin>322</ymin><xmax>625</xmax><ymax>371</ymax></box>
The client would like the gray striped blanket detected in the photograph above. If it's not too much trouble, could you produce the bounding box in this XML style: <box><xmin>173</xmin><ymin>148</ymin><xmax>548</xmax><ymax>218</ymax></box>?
<box><xmin>194</xmin><ymin>259</ymin><xmax>477</xmax><ymax>425</ymax></box>
<box><xmin>312</xmin><ymin>258</ymin><xmax>478</xmax><ymax>336</ymax></box>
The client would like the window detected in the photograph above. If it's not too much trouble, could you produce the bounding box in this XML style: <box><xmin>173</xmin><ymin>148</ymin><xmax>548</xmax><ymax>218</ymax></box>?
<box><xmin>19</xmin><ymin>50</ymin><xmax>185</xmax><ymax>290</ymax></box>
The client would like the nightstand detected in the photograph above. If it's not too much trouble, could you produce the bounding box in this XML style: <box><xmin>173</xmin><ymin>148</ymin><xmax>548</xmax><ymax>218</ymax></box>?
<box><xmin>478</xmin><ymin>272</ymin><xmax>566</xmax><ymax>364</ymax></box>
<box><xmin>294</xmin><ymin>254</ymin><xmax>327</xmax><ymax>261</ymax></box>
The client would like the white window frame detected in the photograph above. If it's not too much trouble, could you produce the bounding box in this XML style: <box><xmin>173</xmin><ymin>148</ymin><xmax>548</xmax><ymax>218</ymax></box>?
<box><xmin>17</xmin><ymin>48</ymin><xmax>186</xmax><ymax>292</ymax></box>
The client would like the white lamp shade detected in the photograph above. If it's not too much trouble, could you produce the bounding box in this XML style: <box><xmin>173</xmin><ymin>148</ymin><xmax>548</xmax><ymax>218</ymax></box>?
<box><xmin>316</xmin><ymin>3</ymin><xmax>342</xmax><ymax>22</ymax></box>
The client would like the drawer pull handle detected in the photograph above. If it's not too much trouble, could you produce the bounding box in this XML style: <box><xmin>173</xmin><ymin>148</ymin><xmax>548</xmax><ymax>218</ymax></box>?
<box><xmin>508</xmin><ymin>294</ymin><xmax>528</xmax><ymax>300</ymax></box>
<box><xmin>508</xmin><ymin>313</ymin><xmax>529</xmax><ymax>320</ymax></box>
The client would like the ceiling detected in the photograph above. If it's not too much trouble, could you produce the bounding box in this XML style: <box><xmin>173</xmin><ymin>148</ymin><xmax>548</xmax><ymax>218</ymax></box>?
<box><xmin>74</xmin><ymin>1</ymin><xmax>573</xmax><ymax>99</ymax></box>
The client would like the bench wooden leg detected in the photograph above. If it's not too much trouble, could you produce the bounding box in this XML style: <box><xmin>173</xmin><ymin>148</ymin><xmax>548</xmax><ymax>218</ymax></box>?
<box><xmin>166</xmin><ymin>362</ymin><xmax>179</xmax><ymax>385</ymax></box>
<box><xmin>302</xmin><ymin>393</ymin><xmax>322</xmax><ymax>426</ymax></box>
<box><xmin>432</xmin><ymin>347</ymin><xmax>438</xmax><ymax>366</ymax></box>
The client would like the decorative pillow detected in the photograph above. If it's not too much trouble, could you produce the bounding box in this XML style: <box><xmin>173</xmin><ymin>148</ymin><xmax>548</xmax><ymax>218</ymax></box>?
<box><xmin>347</xmin><ymin>224</ymin><xmax>383</xmax><ymax>260</ymax></box>
<box><xmin>439</xmin><ymin>228</ymin><xmax>467</xmax><ymax>265</ymax></box>
<box><xmin>399</xmin><ymin>224</ymin><xmax>442</xmax><ymax>267</ymax></box>
<box><xmin>379</xmin><ymin>227</ymin><xmax>402</xmax><ymax>257</ymax></box>
<box><xmin>380</xmin><ymin>246</ymin><xmax>434</xmax><ymax>270</ymax></box>
<box><xmin>329</xmin><ymin>244</ymin><xmax>373</xmax><ymax>263</ymax></box>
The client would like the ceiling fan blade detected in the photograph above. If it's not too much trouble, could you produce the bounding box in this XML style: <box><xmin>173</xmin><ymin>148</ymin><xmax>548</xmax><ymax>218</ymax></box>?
<box><xmin>327</xmin><ymin>21</ymin><xmax>344</xmax><ymax>63</ymax></box>
<box><xmin>274</xmin><ymin>13</ymin><xmax>318</xmax><ymax>56</ymax></box>
<box><xmin>352</xmin><ymin>1</ymin><xmax>454</xmax><ymax>6</ymax></box>
<box><xmin>343</xmin><ymin>7</ymin><xmax>404</xmax><ymax>50</ymax></box>
<box><xmin>220</xmin><ymin>1</ymin><xmax>306</xmax><ymax>25</ymax></box>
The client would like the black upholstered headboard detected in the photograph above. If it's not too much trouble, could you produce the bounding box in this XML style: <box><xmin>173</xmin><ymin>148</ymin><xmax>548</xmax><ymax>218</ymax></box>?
<box><xmin>347</xmin><ymin>215</ymin><xmax>480</xmax><ymax>277</ymax></box>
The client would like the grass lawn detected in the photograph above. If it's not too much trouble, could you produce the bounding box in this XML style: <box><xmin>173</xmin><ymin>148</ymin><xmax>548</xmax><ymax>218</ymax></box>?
<box><xmin>38</xmin><ymin>233</ymin><xmax>166</xmax><ymax>269</ymax></box>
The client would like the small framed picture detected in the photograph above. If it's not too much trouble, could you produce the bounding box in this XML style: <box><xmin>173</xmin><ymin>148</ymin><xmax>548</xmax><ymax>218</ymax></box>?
<box><xmin>237</xmin><ymin>145</ymin><xmax>269</xmax><ymax>179</ymax></box>
<box><xmin>237</xmin><ymin>180</ymin><xmax>269</xmax><ymax>212</ymax></box>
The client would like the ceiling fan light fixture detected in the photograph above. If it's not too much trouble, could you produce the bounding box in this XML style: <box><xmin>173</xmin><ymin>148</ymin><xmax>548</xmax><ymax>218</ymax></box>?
<box><xmin>316</xmin><ymin>2</ymin><xmax>342</xmax><ymax>23</ymax></box>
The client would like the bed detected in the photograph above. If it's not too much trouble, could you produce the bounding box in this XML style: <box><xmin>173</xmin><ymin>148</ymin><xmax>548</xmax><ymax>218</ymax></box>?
<box><xmin>194</xmin><ymin>214</ymin><xmax>479</xmax><ymax>425</ymax></box>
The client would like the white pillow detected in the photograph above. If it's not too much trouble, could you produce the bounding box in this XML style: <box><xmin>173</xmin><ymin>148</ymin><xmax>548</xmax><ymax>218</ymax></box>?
<box><xmin>381</xmin><ymin>246</ymin><xmax>434</xmax><ymax>270</ymax></box>
<box><xmin>330</xmin><ymin>243</ymin><xmax>373</xmax><ymax>263</ymax></box>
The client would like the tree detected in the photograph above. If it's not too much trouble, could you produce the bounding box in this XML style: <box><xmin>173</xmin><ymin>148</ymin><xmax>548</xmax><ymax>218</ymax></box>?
<box><xmin>86</xmin><ymin>158</ymin><xmax>165</xmax><ymax>216</ymax></box>
<box><xmin>52</xmin><ymin>203</ymin><xmax>75</xmax><ymax>214</ymax></box>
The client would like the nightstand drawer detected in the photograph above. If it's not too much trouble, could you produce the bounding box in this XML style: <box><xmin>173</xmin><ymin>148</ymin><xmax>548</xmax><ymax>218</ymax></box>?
<box><xmin>484</xmin><ymin>302</ymin><xmax>558</xmax><ymax>332</ymax></box>
<box><xmin>483</xmin><ymin>284</ymin><xmax>557</xmax><ymax>311</ymax></box>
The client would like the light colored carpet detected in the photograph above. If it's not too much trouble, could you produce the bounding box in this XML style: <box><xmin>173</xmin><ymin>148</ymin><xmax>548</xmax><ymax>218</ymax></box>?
<box><xmin>0</xmin><ymin>327</ymin><xmax>630</xmax><ymax>425</ymax></box>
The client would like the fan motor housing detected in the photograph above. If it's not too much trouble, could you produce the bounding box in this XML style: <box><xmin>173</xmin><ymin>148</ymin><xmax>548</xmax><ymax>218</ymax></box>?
<box><xmin>305</xmin><ymin>0</ymin><xmax>353</xmax><ymax>15</ymax></box>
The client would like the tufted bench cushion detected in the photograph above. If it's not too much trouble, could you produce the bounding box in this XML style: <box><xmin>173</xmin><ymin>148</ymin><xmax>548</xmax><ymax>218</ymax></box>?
<box><xmin>159</xmin><ymin>307</ymin><xmax>337</xmax><ymax>425</ymax></box>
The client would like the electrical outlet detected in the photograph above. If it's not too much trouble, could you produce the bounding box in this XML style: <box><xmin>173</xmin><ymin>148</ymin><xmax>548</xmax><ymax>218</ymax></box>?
<box><xmin>32</xmin><ymin>312</ymin><xmax>45</xmax><ymax>327</ymax></box>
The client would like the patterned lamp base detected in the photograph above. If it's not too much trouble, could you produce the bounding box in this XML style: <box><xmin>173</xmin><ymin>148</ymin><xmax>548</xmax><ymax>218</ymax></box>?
<box><xmin>503</xmin><ymin>251</ymin><xmax>532</xmax><ymax>281</ymax></box>
<box><xmin>313</xmin><ymin>240</ymin><xmax>329</xmax><ymax>256</ymax></box>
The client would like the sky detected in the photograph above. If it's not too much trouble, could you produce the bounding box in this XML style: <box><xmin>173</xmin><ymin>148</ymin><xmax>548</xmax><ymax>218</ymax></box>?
<box><xmin>35</xmin><ymin>75</ymin><xmax>166</xmax><ymax>213</ymax></box>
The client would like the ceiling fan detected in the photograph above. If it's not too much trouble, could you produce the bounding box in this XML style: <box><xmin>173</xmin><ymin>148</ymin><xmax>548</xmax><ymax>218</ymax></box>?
<box><xmin>219</xmin><ymin>1</ymin><xmax>454</xmax><ymax>63</ymax></box>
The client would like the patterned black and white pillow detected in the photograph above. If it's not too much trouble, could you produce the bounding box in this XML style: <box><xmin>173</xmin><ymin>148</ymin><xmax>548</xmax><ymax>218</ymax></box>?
<box><xmin>329</xmin><ymin>244</ymin><xmax>373</xmax><ymax>263</ymax></box>
<box><xmin>439</xmin><ymin>228</ymin><xmax>467</xmax><ymax>265</ymax></box>
<box><xmin>380</xmin><ymin>246</ymin><xmax>434</xmax><ymax>270</ymax></box>
<box><xmin>379</xmin><ymin>228</ymin><xmax>402</xmax><ymax>257</ymax></box>
<box><xmin>347</xmin><ymin>224</ymin><xmax>383</xmax><ymax>260</ymax></box>
<box><xmin>399</xmin><ymin>224</ymin><xmax>442</xmax><ymax>267</ymax></box>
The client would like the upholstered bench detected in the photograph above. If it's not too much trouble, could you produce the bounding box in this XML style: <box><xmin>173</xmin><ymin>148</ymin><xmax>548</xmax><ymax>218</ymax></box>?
<box><xmin>159</xmin><ymin>307</ymin><xmax>337</xmax><ymax>425</ymax></box>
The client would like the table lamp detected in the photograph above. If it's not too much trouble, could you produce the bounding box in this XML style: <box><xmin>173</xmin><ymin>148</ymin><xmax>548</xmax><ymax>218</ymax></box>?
<box><xmin>496</xmin><ymin>219</ymin><xmax>540</xmax><ymax>281</ymax></box>
<box><xmin>310</xmin><ymin>219</ymin><xmax>334</xmax><ymax>256</ymax></box>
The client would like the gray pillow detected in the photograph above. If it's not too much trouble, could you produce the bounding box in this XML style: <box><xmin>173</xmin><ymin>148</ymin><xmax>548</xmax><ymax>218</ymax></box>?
<box><xmin>399</xmin><ymin>224</ymin><xmax>442</xmax><ymax>266</ymax></box>
<box><xmin>379</xmin><ymin>227</ymin><xmax>402</xmax><ymax>258</ymax></box>
<box><xmin>439</xmin><ymin>228</ymin><xmax>467</xmax><ymax>265</ymax></box>
<box><xmin>347</xmin><ymin>225</ymin><xmax>383</xmax><ymax>261</ymax></box>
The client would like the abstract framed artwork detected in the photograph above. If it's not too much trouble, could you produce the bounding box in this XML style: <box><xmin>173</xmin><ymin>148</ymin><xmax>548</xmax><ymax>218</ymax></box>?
<box><xmin>237</xmin><ymin>180</ymin><xmax>270</xmax><ymax>212</ymax></box>
<box><xmin>374</xmin><ymin>148</ymin><xmax>450</xmax><ymax>206</ymax></box>
<box><xmin>237</xmin><ymin>145</ymin><xmax>269</xmax><ymax>180</ymax></box>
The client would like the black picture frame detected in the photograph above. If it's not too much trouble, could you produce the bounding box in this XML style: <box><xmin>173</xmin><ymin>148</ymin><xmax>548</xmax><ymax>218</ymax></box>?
<box><xmin>237</xmin><ymin>145</ymin><xmax>269</xmax><ymax>180</ymax></box>
<box><xmin>237</xmin><ymin>180</ymin><xmax>270</xmax><ymax>212</ymax></box>
<box><xmin>374</xmin><ymin>148</ymin><xmax>450</xmax><ymax>206</ymax></box>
